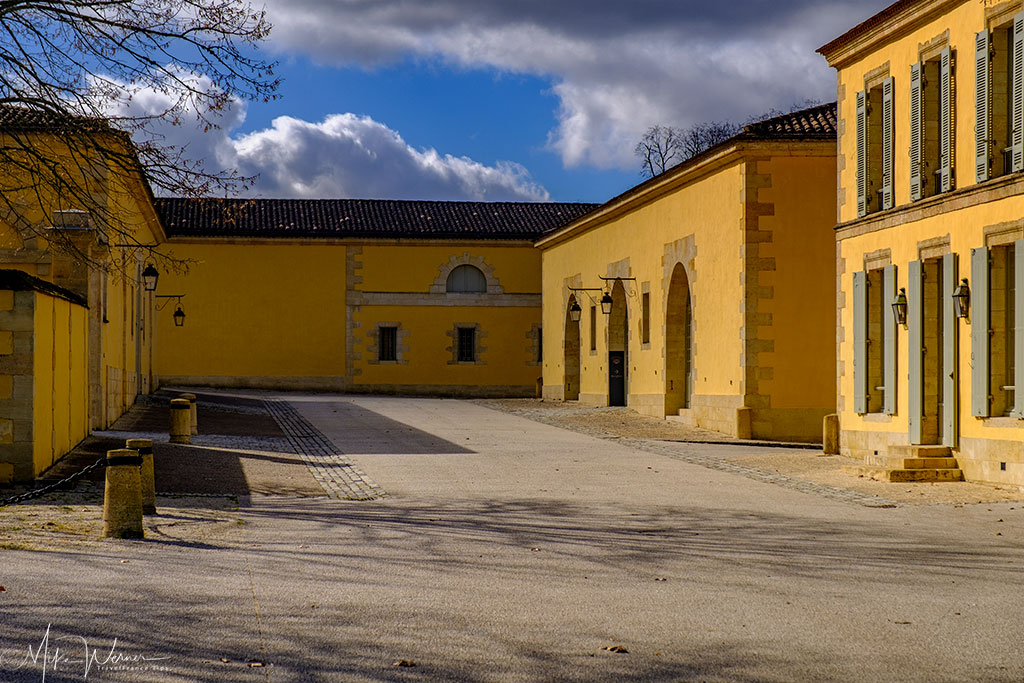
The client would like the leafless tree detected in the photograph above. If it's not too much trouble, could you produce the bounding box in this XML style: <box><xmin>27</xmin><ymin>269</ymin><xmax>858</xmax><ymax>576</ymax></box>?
<box><xmin>0</xmin><ymin>0</ymin><xmax>278</xmax><ymax>268</ymax></box>
<box><xmin>636</xmin><ymin>99</ymin><xmax>824</xmax><ymax>179</ymax></box>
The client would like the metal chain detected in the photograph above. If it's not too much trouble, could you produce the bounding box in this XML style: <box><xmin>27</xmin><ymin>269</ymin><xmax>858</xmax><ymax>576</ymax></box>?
<box><xmin>0</xmin><ymin>458</ymin><xmax>107</xmax><ymax>507</ymax></box>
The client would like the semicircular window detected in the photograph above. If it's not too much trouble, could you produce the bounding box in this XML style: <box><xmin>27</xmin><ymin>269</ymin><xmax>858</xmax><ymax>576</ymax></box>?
<box><xmin>446</xmin><ymin>264</ymin><xmax>488</xmax><ymax>293</ymax></box>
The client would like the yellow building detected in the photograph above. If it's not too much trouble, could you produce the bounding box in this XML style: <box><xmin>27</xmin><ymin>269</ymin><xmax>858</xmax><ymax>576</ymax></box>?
<box><xmin>153</xmin><ymin>198</ymin><xmax>595</xmax><ymax>396</ymax></box>
<box><xmin>820</xmin><ymin>0</ymin><xmax>1024</xmax><ymax>485</ymax></box>
<box><xmin>538</xmin><ymin>105</ymin><xmax>837</xmax><ymax>442</ymax></box>
<box><xmin>0</xmin><ymin>106</ymin><xmax>165</xmax><ymax>482</ymax></box>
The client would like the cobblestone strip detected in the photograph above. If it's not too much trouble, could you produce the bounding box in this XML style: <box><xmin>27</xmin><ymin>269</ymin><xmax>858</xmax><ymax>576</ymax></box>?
<box><xmin>264</xmin><ymin>400</ymin><xmax>385</xmax><ymax>501</ymax></box>
<box><xmin>476</xmin><ymin>402</ymin><xmax>900</xmax><ymax>508</ymax></box>
<box><xmin>618</xmin><ymin>438</ymin><xmax>900</xmax><ymax>508</ymax></box>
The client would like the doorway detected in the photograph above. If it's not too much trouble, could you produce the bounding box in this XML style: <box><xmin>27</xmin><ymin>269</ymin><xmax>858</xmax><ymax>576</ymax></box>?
<box><xmin>665</xmin><ymin>263</ymin><xmax>692</xmax><ymax>415</ymax></box>
<box><xmin>564</xmin><ymin>296</ymin><xmax>581</xmax><ymax>400</ymax></box>
<box><xmin>608</xmin><ymin>279</ymin><xmax>628</xmax><ymax>406</ymax></box>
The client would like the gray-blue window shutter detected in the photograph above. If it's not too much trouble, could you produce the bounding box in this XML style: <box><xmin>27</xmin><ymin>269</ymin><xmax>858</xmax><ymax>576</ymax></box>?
<box><xmin>976</xmin><ymin>30</ymin><xmax>991</xmax><ymax>183</ymax></box>
<box><xmin>882</xmin><ymin>77</ymin><xmax>895</xmax><ymax>210</ymax></box>
<box><xmin>1014</xmin><ymin>240</ymin><xmax>1024</xmax><ymax>417</ymax></box>
<box><xmin>908</xmin><ymin>260</ymin><xmax>923</xmax><ymax>443</ymax></box>
<box><xmin>1013</xmin><ymin>12</ymin><xmax>1024</xmax><ymax>172</ymax></box>
<box><xmin>940</xmin><ymin>47</ymin><xmax>954</xmax><ymax>192</ymax></box>
<box><xmin>853</xmin><ymin>270</ymin><xmax>867</xmax><ymax>414</ymax></box>
<box><xmin>910</xmin><ymin>62</ymin><xmax>924</xmax><ymax>200</ymax></box>
<box><xmin>971</xmin><ymin>247</ymin><xmax>990</xmax><ymax>417</ymax></box>
<box><xmin>883</xmin><ymin>264</ymin><xmax>897</xmax><ymax>413</ymax></box>
<box><xmin>943</xmin><ymin>253</ymin><xmax>959</xmax><ymax>447</ymax></box>
<box><xmin>856</xmin><ymin>90</ymin><xmax>868</xmax><ymax>217</ymax></box>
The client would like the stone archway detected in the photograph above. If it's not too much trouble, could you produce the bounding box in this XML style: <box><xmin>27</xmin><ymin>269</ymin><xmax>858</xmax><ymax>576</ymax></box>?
<box><xmin>665</xmin><ymin>262</ymin><xmax>692</xmax><ymax>415</ymax></box>
<box><xmin>608</xmin><ymin>279</ymin><xmax>628</xmax><ymax>406</ymax></box>
<box><xmin>563</xmin><ymin>295</ymin><xmax>581</xmax><ymax>400</ymax></box>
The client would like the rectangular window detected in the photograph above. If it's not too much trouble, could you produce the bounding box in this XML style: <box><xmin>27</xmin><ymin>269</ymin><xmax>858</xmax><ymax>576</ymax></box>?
<box><xmin>641</xmin><ymin>292</ymin><xmax>651</xmax><ymax>344</ymax></box>
<box><xmin>978</xmin><ymin>15</ymin><xmax>1024</xmax><ymax>182</ymax></box>
<box><xmin>990</xmin><ymin>245</ymin><xmax>1016</xmax><ymax>415</ymax></box>
<box><xmin>854</xmin><ymin>266</ymin><xmax>896</xmax><ymax>414</ymax></box>
<box><xmin>537</xmin><ymin>326</ymin><xmax>543</xmax><ymax>362</ymax></box>
<box><xmin>857</xmin><ymin>79</ymin><xmax>894</xmax><ymax>215</ymax></box>
<box><xmin>589</xmin><ymin>305</ymin><xmax>597</xmax><ymax>351</ymax></box>
<box><xmin>457</xmin><ymin>327</ymin><xmax>476</xmax><ymax>362</ymax></box>
<box><xmin>378</xmin><ymin>326</ymin><xmax>397</xmax><ymax>362</ymax></box>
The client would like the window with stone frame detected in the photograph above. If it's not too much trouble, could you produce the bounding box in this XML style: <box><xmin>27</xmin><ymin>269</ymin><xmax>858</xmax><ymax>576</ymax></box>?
<box><xmin>976</xmin><ymin>13</ymin><xmax>1024</xmax><ymax>183</ymax></box>
<box><xmin>378</xmin><ymin>325</ymin><xmax>398</xmax><ymax>362</ymax></box>
<box><xmin>911</xmin><ymin>48</ymin><xmax>953</xmax><ymax>198</ymax></box>
<box><xmin>457</xmin><ymin>326</ymin><xmax>476</xmax><ymax>362</ymax></box>
<box><xmin>989</xmin><ymin>244</ymin><xmax>1016</xmax><ymax>415</ymax></box>
<box><xmin>856</xmin><ymin>77</ymin><xmax>894</xmax><ymax>215</ymax></box>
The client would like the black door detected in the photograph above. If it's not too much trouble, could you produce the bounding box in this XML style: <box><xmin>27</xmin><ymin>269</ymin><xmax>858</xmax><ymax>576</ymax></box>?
<box><xmin>609</xmin><ymin>351</ymin><xmax>625</xmax><ymax>406</ymax></box>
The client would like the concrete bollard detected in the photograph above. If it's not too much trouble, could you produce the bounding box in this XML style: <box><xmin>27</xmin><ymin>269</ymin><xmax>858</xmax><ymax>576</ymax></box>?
<box><xmin>823</xmin><ymin>413</ymin><xmax>839</xmax><ymax>455</ymax></box>
<box><xmin>126</xmin><ymin>438</ymin><xmax>156</xmax><ymax>515</ymax></box>
<box><xmin>170</xmin><ymin>398</ymin><xmax>192</xmax><ymax>444</ymax></box>
<box><xmin>103</xmin><ymin>448</ymin><xmax>144</xmax><ymax>539</ymax></box>
<box><xmin>179</xmin><ymin>393</ymin><xmax>198</xmax><ymax>435</ymax></box>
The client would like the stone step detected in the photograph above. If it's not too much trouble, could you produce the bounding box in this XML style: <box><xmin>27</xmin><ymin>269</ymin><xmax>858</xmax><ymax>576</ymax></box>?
<box><xmin>667</xmin><ymin>409</ymin><xmax>698</xmax><ymax>429</ymax></box>
<box><xmin>842</xmin><ymin>465</ymin><xmax>965</xmax><ymax>483</ymax></box>
<box><xmin>864</xmin><ymin>454</ymin><xmax>960</xmax><ymax>470</ymax></box>
<box><xmin>887</xmin><ymin>445</ymin><xmax>952</xmax><ymax>458</ymax></box>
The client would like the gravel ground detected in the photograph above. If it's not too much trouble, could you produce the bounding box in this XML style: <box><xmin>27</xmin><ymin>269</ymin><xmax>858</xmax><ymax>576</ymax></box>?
<box><xmin>479</xmin><ymin>398</ymin><xmax>1024</xmax><ymax>506</ymax></box>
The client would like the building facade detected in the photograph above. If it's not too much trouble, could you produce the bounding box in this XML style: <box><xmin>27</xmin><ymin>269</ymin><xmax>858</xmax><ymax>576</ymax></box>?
<box><xmin>153</xmin><ymin>199</ymin><xmax>596</xmax><ymax>396</ymax></box>
<box><xmin>820</xmin><ymin>0</ymin><xmax>1024</xmax><ymax>485</ymax></box>
<box><xmin>0</xmin><ymin>107</ymin><xmax>164</xmax><ymax>481</ymax></box>
<box><xmin>538</xmin><ymin>106</ymin><xmax>838</xmax><ymax>442</ymax></box>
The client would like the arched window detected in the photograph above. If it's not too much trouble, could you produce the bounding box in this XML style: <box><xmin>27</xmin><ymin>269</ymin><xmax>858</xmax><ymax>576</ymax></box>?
<box><xmin>446</xmin><ymin>265</ymin><xmax>487</xmax><ymax>293</ymax></box>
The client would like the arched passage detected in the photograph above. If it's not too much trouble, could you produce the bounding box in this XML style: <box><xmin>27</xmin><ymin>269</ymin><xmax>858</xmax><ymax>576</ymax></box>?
<box><xmin>608</xmin><ymin>279</ymin><xmax>628</xmax><ymax>406</ymax></box>
<box><xmin>665</xmin><ymin>262</ymin><xmax>693</xmax><ymax>415</ymax></box>
<box><xmin>564</xmin><ymin>296</ymin><xmax>581</xmax><ymax>400</ymax></box>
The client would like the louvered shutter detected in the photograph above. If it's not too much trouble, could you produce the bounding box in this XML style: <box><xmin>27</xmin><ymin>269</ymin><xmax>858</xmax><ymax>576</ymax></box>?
<box><xmin>853</xmin><ymin>270</ymin><xmax>867</xmax><ymax>414</ymax></box>
<box><xmin>971</xmin><ymin>247</ymin><xmax>990</xmax><ymax>417</ymax></box>
<box><xmin>856</xmin><ymin>90</ymin><xmax>868</xmax><ymax>216</ymax></box>
<box><xmin>883</xmin><ymin>264</ymin><xmax>897</xmax><ymax>413</ymax></box>
<box><xmin>882</xmin><ymin>78</ymin><xmax>895</xmax><ymax>209</ymax></box>
<box><xmin>911</xmin><ymin>62</ymin><xmax>924</xmax><ymax>199</ymax></box>
<box><xmin>940</xmin><ymin>47</ymin><xmax>954</xmax><ymax>192</ymax></box>
<box><xmin>1013</xmin><ymin>12</ymin><xmax>1024</xmax><ymax>172</ymax></box>
<box><xmin>908</xmin><ymin>261</ymin><xmax>923</xmax><ymax>443</ymax></box>
<box><xmin>1014</xmin><ymin>240</ymin><xmax>1024</xmax><ymax>417</ymax></box>
<box><xmin>942</xmin><ymin>253</ymin><xmax>959</xmax><ymax>447</ymax></box>
<box><xmin>976</xmin><ymin>30</ymin><xmax>991</xmax><ymax>183</ymax></box>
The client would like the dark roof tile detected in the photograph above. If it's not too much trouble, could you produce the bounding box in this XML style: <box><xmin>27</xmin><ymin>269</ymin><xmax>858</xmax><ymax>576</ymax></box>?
<box><xmin>740</xmin><ymin>102</ymin><xmax>837</xmax><ymax>140</ymax></box>
<box><xmin>155</xmin><ymin>198</ymin><xmax>600</xmax><ymax>240</ymax></box>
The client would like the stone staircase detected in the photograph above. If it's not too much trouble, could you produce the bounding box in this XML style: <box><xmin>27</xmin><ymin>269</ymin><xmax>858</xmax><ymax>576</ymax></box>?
<box><xmin>842</xmin><ymin>445</ymin><xmax>964</xmax><ymax>482</ymax></box>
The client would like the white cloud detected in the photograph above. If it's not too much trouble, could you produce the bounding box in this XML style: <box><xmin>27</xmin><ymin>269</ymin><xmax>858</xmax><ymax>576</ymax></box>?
<box><xmin>262</xmin><ymin>0</ymin><xmax>892</xmax><ymax>169</ymax></box>
<box><xmin>97</xmin><ymin>70</ymin><xmax>549</xmax><ymax>201</ymax></box>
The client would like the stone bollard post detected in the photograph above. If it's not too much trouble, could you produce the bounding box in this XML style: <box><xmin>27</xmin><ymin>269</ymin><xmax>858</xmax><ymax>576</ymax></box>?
<box><xmin>179</xmin><ymin>393</ymin><xmax>198</xmax><ymax>435</ymax></box>
<box><xmin>126</xmin><ymin>438</ymin><xmax>156</xmax><ymax>515</ymax></box>
<box><xmin>170</xmin><ymin>398</ymin><xmax>192</xmax><ymax>444</ymax></box>
<box><xmin>103</xmin><ymin>449</ymin><xmax>144</xmax><ymax>539</ymax></box>
<box><xmin>823</xmin><ymin>413</ymin><xmax>839</xmax><ymax>455</ymax></box>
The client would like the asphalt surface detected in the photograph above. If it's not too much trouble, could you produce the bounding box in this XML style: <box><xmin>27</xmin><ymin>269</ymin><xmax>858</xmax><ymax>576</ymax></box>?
<box><xmin>2</xmin><ymin>394</ymin><xmax>1023</xmax><ymax>682</ymax></box>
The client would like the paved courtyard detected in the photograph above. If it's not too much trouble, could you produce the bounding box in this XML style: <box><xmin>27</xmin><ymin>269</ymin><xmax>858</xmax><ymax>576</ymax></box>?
<box><xmin>1</xmin><ymin>393</ymin><xmax>1023</xmax><ymax>681</ymax></box>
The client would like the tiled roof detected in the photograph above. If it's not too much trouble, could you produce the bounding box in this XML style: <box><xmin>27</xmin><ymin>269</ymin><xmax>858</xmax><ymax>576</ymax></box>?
<box><xmin>0</xmin><ymin>269</ymin><xmax>86</xmax><ymax>306</ymax></box>
<box><xmin>0</xmin><ymin>104</ymin><xmax>110</xmax><ymax>132</ymax></box>
<box><xmin>155</xmin><ymin>198</ymin><xmax>600</xmax><ymax>240</ymax></box>
<box><xmin>740</xmin><ymin>102</ymin><xmax>837</xmax><ymax>140</ymax></box>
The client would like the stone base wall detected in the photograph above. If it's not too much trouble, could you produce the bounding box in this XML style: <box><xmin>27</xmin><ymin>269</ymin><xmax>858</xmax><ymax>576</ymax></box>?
<box><xmin>751</xmin><ymin>407</ymin><xmax>829</xmax><ymax>444</ymax></box>
<box><xmin>0</xmin><ymin>290</ymin><xmax>34</xmax><ymax>483</ymax></box>
<box><xmin>628</xmin><ymin>393</ymin><xmax>665</xmax><ymax>418</ymax></box>
<box><xmin>957</xmin><ymin>437</ymin><xmax>1024</xmax><ymax>488</ymax></box>
<box><xmin>690</xmin><ymin>394</ymin><xmax>746</xmax><ymax>438</ymax></box>
<box><xmin>839</xmin><ymin>428</ymin><xmax>909</xmax><ymax>461</ymax></box>
<box><xmin>542</xmin><ymin>384</ymin><xmax>565</xmax><ymax>401</ymax></box>
<box><xmin>160</xmin><ymin>375</ymin><xmax>533</xmax><ymax>398</ymax></box>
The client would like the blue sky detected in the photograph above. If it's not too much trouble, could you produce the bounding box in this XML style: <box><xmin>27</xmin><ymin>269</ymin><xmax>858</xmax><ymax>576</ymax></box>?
<box><xmin>136</xmin><ymin>0</ymin><xmax>895</xmax><ymax>204</ymax></box>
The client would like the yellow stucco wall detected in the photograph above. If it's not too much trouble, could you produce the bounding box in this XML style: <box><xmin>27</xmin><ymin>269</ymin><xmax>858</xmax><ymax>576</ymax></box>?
<box><xmin>155</xmin><ymin>242</ymin><xmax>349</xmax><ymax>382</ymax></box>
<box><xmin>31</xmin><ymin>293</ymin><xmax>89</xmax><ymax>476</ymax></box>
<box><xmin>828</xmin><ymin>0</ymin><xmax>1024</xmax><ymax>484</ymax></box>
<box><xmin>156</xmin><ymin>240</ymin><xmax>543</xmax><ymax>394</ymax></box>
<box><xmin>541</xmin><ymin>144</ymin><xmax>836</xmax><ymax>441</ymax></box>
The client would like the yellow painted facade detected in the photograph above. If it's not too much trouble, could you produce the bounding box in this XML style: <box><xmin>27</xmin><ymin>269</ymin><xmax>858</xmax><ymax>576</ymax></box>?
<box><xmin>822</xmin><ymin>0</ymin><xmax>1024</xmax><ymax>485</ymax></box>
<box><xmin>0</xmin><ymin>122</ymin><xmax>163</xmax><ymax>481</ymax></box>
<box><xmin>539</xmin><ymin>136</ymin><xmax>837</xmax><ymax>442</ymax></box>
<box><xmin>156</xmin><ymin>239</ymin><xmax>544</xmax><ymax>395</ymax></box>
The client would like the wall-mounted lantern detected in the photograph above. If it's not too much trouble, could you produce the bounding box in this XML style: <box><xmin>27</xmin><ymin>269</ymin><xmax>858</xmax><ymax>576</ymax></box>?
<box><xmin>141</xmin><ymin>264</ymin><xmax>159</xmax><ymax>292</ymax></box>
<box><xmin>568</xmin><ymin>301</ymin><xmax>582</xmax><ymax>322</ymax></box>
<box><xmin>952</xmin><ymin>278</ymin><xmax>971</xmax><ymax>319</ymax></box>
<box><xmin>157</xmin><ymin>294</ymin><xmax>187</xmax><ymax>328</ymax></box>
<box><xmin>600</xmin><ymin>291</ymin><xmax>614</xmax><ymax>315</ymax></box>
<box><xmin>891</xmin><ymin>287</ymin><xmax>907</xmax><ymax>326</ymax></box>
